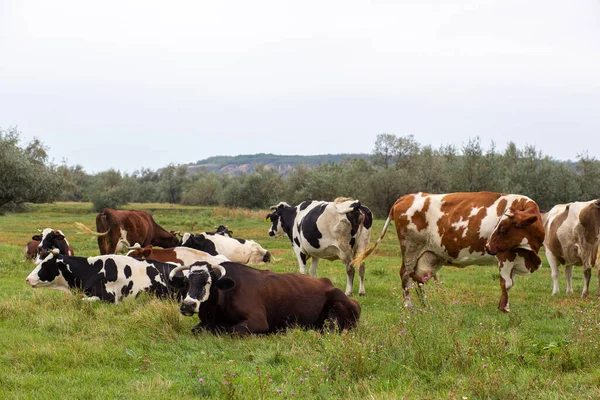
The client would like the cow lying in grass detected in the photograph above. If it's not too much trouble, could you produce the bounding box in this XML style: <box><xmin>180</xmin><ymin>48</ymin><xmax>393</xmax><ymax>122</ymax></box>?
<box><xmin>174</xmin><ymin>261</ymin><xmax>361</xmax><ymax>335</ymax></box>
<box><xmin>26</xmin><ymin>251</ymin><xmax>186</xmax><ymax>302</ymax></box>
<box><xmin>181</xmin><ymin>232</ymin><xmax>271</xmax><ymax>264</ymax></box>
<box><xmin>126</xmin><ymin>244</ymin><xmax>229</xmax><ymax>265</ymax></box>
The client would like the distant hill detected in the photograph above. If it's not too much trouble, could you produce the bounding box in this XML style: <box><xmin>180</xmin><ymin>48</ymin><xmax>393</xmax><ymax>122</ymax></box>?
<box><xmin>185</xmin><ymin>153</ymin><xmax>369</xmax><ymax>175</ymax></box>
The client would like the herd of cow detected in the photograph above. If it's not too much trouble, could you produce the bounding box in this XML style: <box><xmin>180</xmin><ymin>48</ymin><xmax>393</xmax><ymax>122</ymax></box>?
<box><xmin>22</xmin><ymin>192</ymin><xmax>600</xmax><ymax>335</ymax></box>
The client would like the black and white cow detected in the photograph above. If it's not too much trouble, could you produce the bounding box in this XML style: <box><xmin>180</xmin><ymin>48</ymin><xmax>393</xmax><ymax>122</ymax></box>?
<box><xmin>266</xmin><ymin>198</ymin><xmax>373</xmax><ymax>296</ymax></box>
<box><xmin>25</xmin><ymin>251</ymin><xmax>186</xmax><ymax>302</ymax></box>
<box><xmin>181</xmin><ymin>232</ymin><xmax>271</xmax><ymax>264</ymax></box>
<box><xmin>35</xmin><ymin>228</ymin><xmax>74</xmax><ymax>263</ymax></box>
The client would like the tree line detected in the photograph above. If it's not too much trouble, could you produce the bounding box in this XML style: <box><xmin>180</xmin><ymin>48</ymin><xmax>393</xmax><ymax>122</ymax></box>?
<box><xmin>2</xmin><ymin>127</ymin><xmax>599</xmax><ymax>217</ymax></box>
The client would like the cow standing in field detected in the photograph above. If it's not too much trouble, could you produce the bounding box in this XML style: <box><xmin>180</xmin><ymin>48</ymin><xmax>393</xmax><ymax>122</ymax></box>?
<box><xmin>543</xmin><ymin>199</ymin><xmax>600</xmax><ymax>297</ymax></box>
<box><xmin>26</xmin><ymin>252</ymin><xmax>187</xmax><ymax>302</ymax></box>
<box><xmin>76</xmin><ymin>208</ymin><xmax>180</xmax><ymax>254</ymax></box>
<box><xmin>174</xmin><ymin>261</ymin><xmax>361</xmax><ymax>335</ymax></box>
<box><xmin>353</xmin><ymin>192</ymin><xmax>545</xmax><ymax>312</ymax></box>
<box><xmin>180</xmin><ymin>232</ymin><xmax>271</xmax><ymax>264</ymax></box>
<box><xmin>266</xmin><ymin>198</ymin><xmax>372</xmax><ymax>296</ymax></box>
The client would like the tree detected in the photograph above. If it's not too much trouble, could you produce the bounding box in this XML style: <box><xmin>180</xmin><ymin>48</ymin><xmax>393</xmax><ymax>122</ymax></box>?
<box><xmin>88</xmin><ymin>169</ymin><xmax>131</xmax><ymax>212</ymax></box>
<box><xmin>0</xmin><ymin>127</ymin><xmax>63</xmax><ymax>211</ymax></box>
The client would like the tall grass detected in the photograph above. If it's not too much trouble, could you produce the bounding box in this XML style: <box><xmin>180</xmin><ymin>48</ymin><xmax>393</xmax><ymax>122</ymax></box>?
<box><xmin>1</xmin><ymin>203</ymin><xmax>600</xmax><ymax>398</ymax></box>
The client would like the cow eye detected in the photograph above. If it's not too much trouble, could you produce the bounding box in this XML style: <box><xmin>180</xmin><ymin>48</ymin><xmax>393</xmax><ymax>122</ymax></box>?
<box><xmin>498</xmin><ymin>225</ymin><xmax>508</xmax><ymax>234</ymax></box>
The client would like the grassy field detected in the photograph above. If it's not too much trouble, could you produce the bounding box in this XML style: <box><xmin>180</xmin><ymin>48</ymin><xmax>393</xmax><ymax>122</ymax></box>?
<box><xmin>1</xmin><ymin>203</ymin><xmax>600</xmax><ymax>399</ymax></box>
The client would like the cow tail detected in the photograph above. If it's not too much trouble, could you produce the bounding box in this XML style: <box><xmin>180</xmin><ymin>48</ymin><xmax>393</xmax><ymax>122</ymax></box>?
<box><xmin>352</xmin><ymin>210</ymin><xmax>394</xmax><ymax>266</ymax></box>
<box><xmin>75</xmin><ymin>222</ymin><xmax>109</xmax><ymax>237</ymax></box>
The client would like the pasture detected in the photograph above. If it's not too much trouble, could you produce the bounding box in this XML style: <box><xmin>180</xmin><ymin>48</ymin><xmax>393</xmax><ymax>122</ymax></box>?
<box><xmin>1</xmin><ymin>203</ymin><xmax>600</xmax><ymax>399</ymax></box>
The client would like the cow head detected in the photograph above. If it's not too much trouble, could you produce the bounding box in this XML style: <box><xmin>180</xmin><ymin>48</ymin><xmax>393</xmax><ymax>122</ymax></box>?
<box><xmin>486</xmin><ymin>208</ymin><xmax>544</xmax><ymax>257</ymax></box>
<box><xmin>168</xmin><ymin>231</ymin><xmax>182</xmax><ymax>247</ymax></box>
<box><xmin>214</xmin><ymin>225</ymin><xmax>233</xmax><ymax>237</ymax></box>
<box><xmin>266</xmin><ymin>202</ymin><xmax>291</xmax><ymax>237</ymax></box>
<box><xmin>126</xmin><ymin>244</ymin><xmax>153</xmax><ymax>259</ymax></box>
<box><xmin>180</xmin><ymin>232</ymin><xmax>207</xmax><ymax>249</ymax></box>
<box><xmin>172</xmin><ymin>262</ymin><xmax>233</xmax><ymax>316</ymax></box>
<box><xmin>36</xmin><ymin>229</ymin><xmax>68</xmax><ymax>263</ymax></box>
<box><xmin>26</xmin><ymin>251</ymin><xmax>70</xmax><ymax>293</ymax></box>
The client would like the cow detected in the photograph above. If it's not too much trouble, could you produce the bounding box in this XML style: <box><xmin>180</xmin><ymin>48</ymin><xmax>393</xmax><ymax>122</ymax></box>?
<box><xmin>543</xmin><ymin>199</ymin><xmax>600</xmax><ymax>297</ymax></box>
<box><xmin>76</xmin><ymin>208</ymin><xmax>180</xmax><ymax>254</ymax></box>
<box><xmin>35</xmin><ymin>228</ymin><xmax>75</xmax><ymax>263</ymax></box>
<box><xmin>173</xmin><ymin>261</ymin><xmax>361</xmax><ymax>335</ymax></box>
<box><xmin>24</xmin><ymin>229</ymin><xmax>74</xmax><ymax>262</ymax></box>
<box><xmin>126</xmin><ymin>245</ymin><xmax>230</xmax><ymax>266</ymax></box>
<box><xmin>24</xmin><ymin>239</ymin><xmax>40</xmax><ymax>262</ymax></box>
<box><xmin>353</xmin><ymin>192</ymin><xmax>545</xmax><ymax>312</ymax></box>
<box><xmin>265</xmin><ymin>198</ymin><xmax>373</xmax><ymax>296</ymax></box>
<box><xmin>25</xmin><ymin>251</ymin><xmax>187</xmax><ymax>302</ymax></box>
<box><xmin>180</xmin><ymin>232</ymin><xmax>271</xmax><ymax>264</ymax></box>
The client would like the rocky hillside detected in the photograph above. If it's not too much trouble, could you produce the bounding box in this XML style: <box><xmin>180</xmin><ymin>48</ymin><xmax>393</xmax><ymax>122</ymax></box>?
<box><xmin>185</xmin><ymin>153</ymin><xmax>369</xmax><ymax>175</ymax></box>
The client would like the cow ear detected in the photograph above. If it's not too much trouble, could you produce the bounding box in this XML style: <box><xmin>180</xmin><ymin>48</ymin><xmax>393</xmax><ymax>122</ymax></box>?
<box><xmin>214</xmin><ymin>277</ymin><xmax>235</xmax><ymax>291</ymax></box>
<box><xmin>32</xmin><ymin>234</ymin><xmax>42</xmax><ymax>241</ymax></box>
<box><xmin>516</xmin><ymin>215</ymin><xmax>538</xmax><ymax>227</ymax></box>
<box><xmin>594</xmin><ymin>199</ymin><xmax>600</xmax><ymax>208</ymax></box>
<box><xmin>142</xmin><ymin>249</ymin><xmax>152</xmax><ymax>258</ymax></box>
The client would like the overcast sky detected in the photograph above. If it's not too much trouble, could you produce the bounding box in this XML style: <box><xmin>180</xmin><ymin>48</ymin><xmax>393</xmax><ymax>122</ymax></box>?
<box><xmin>1</xmin><ymin>0</ymin><xmax>599</xmax><ymax>173</ymax></box>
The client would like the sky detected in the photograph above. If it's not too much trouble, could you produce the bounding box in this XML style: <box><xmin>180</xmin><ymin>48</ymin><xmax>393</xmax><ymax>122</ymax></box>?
<box><xmin>1</xmin><ymin>0</ymin><xmax>599</xmax><ymax>174</ymax></box>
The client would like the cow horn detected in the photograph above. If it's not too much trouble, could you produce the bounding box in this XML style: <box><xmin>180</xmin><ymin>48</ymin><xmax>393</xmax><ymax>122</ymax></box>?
<box><xmin>38</xmin><ymin>229</ymin><xmax>43</xmax><ymax>232</ymax></box>
<box><xmin>506</xmin><ymin>213</ymin><xmax>515</xmax><ymax>218</ymax></box>
<box><xmin>128</xmin><ymin>243</ymin><xmax>142</xmax><ymax>250</ymax></box>
<box><xmin>169</xmin><ymin>265</ymin><xmax>190</xmax><ymax>281</ymax></box>
<box><xmin>211</xmin><ymin>264</ymin><xmax>226</xmax><ymax>279</ymax></box>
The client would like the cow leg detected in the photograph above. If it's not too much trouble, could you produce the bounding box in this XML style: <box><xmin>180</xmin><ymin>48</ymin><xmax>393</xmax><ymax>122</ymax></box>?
<box><xmin>344</xmin><ymin>261</ymin><xmax>355</xmax><ymax>296</ymax></box>
<box><xmin>582</xmin><ymin>265</ymin><xmax>591</xmax><ymax>298</ymax></box>
<box><xmin>597</xmin><ymin>266</ymin><xmax>600</xmax><ymax>297</ymax></box>
<box><xmin>357</xmin><ymin>262</ymin><xmax>366</xmax><ymax>296</ymax></box>
<box><xmin>295</xmin><ymin>250</ymin><xmax>309</xmax><ymax>275</ymax></box>
<box><xmin>309</xmin><ymin>257</ymin><xmax>320</xmax><ymax>278</ymax></box>
<box><xmin>546</xmin><ymin>248</ymin><xmax>561</xmax><ymax>295</ymax></box>
<box><xmin>498</xmin><ymin>259</ymin><xmax>516</xmax><ymax>313</ymax></box>
<box><xmin>400</xmin><ymin>262</ymin><xmax>412</xmax><ymax>308</ymax></box>
<box><xmin>564</xmin><ymin>264</ymin><xmax>574</xmax><ymax>295</ymax></box>
<box><xmin>230</xmin><ymin>316</ymin><xmax>269</xmax><ymax>336</ymax></box>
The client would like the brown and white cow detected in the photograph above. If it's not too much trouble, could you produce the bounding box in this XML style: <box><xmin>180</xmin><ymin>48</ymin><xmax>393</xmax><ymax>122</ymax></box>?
<box><xmin>353</xmin><ymin>192</ymin><xmax>545</xmax><ymax>312</ymax></box>
<box><xmin>126</xmin><ymin>245</ymin><xmax>229</xmax><ymax>266</ymax></box>
<box><xmin>543</xmin><ymin>199</ymin><xmax>600</xmax><ymax>297</ymax></box>
<box><xmin>76</xmin><ymin>208</ymin><xmax>180</xmax><ymax>254</ymax></box>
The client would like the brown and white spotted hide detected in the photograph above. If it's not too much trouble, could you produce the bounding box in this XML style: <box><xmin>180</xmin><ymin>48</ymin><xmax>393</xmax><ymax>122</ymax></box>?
<box><xmin>356</xmin><ymin>192</ymin><xmax>544</xmax><ymax>312</ymax></box>
<box><xmin>543</xmin><ymin>199</ymin><xmax>600</xmax><ymax>297</ymax></box>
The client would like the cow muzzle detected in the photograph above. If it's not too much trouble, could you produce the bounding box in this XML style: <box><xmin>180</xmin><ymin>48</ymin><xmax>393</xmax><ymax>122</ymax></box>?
<box><xmin>485</xmin><ymin>243</ymin><xmax>498</xmax><ymax>256</ymax></box>
<box><xmin>180</xmin><ymin>300</ymin><xmax>199</xmax><ymax>316</ymax></box>
<box><xmin>263</xmin><ymin>251</ymin><xmax>271</xmax><ymax>263</ymax></box>
<box><xmin>268</xmin><ymin>230</ymin><xmax>275</xmax><ymax>237</ymax></box>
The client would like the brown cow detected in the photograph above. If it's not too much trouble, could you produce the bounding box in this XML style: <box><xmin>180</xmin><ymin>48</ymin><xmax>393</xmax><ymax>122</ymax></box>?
<box><xmin>175</xmin><ymin>261</ymin><xmax>361</xmax><ymax>335</ymax></box>
<box><xmin>77</xmin><ymin>208</ymin><xmax>180</xmax><ymax>254</ymax></box>
<box><xmin>543</xmin><ymin>199</ymin><xmax>600</xmax><ymax>297</ymax></box>
<box><xmin>354</xmin><ymin>192</ymin><xmax>545</xmax><ymax>312</ymax></box>
<box><xmin>24</xmin><ymin>239</ymin><xmax>40</xmax><ymax>262</ymax></box>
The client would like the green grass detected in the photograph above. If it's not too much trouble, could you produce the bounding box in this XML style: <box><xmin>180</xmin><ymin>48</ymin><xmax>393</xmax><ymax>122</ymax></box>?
<box><xmin>2</xmin><ymin>202</ymin><xmax>600</xmax><ymax>399</ymax></box>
